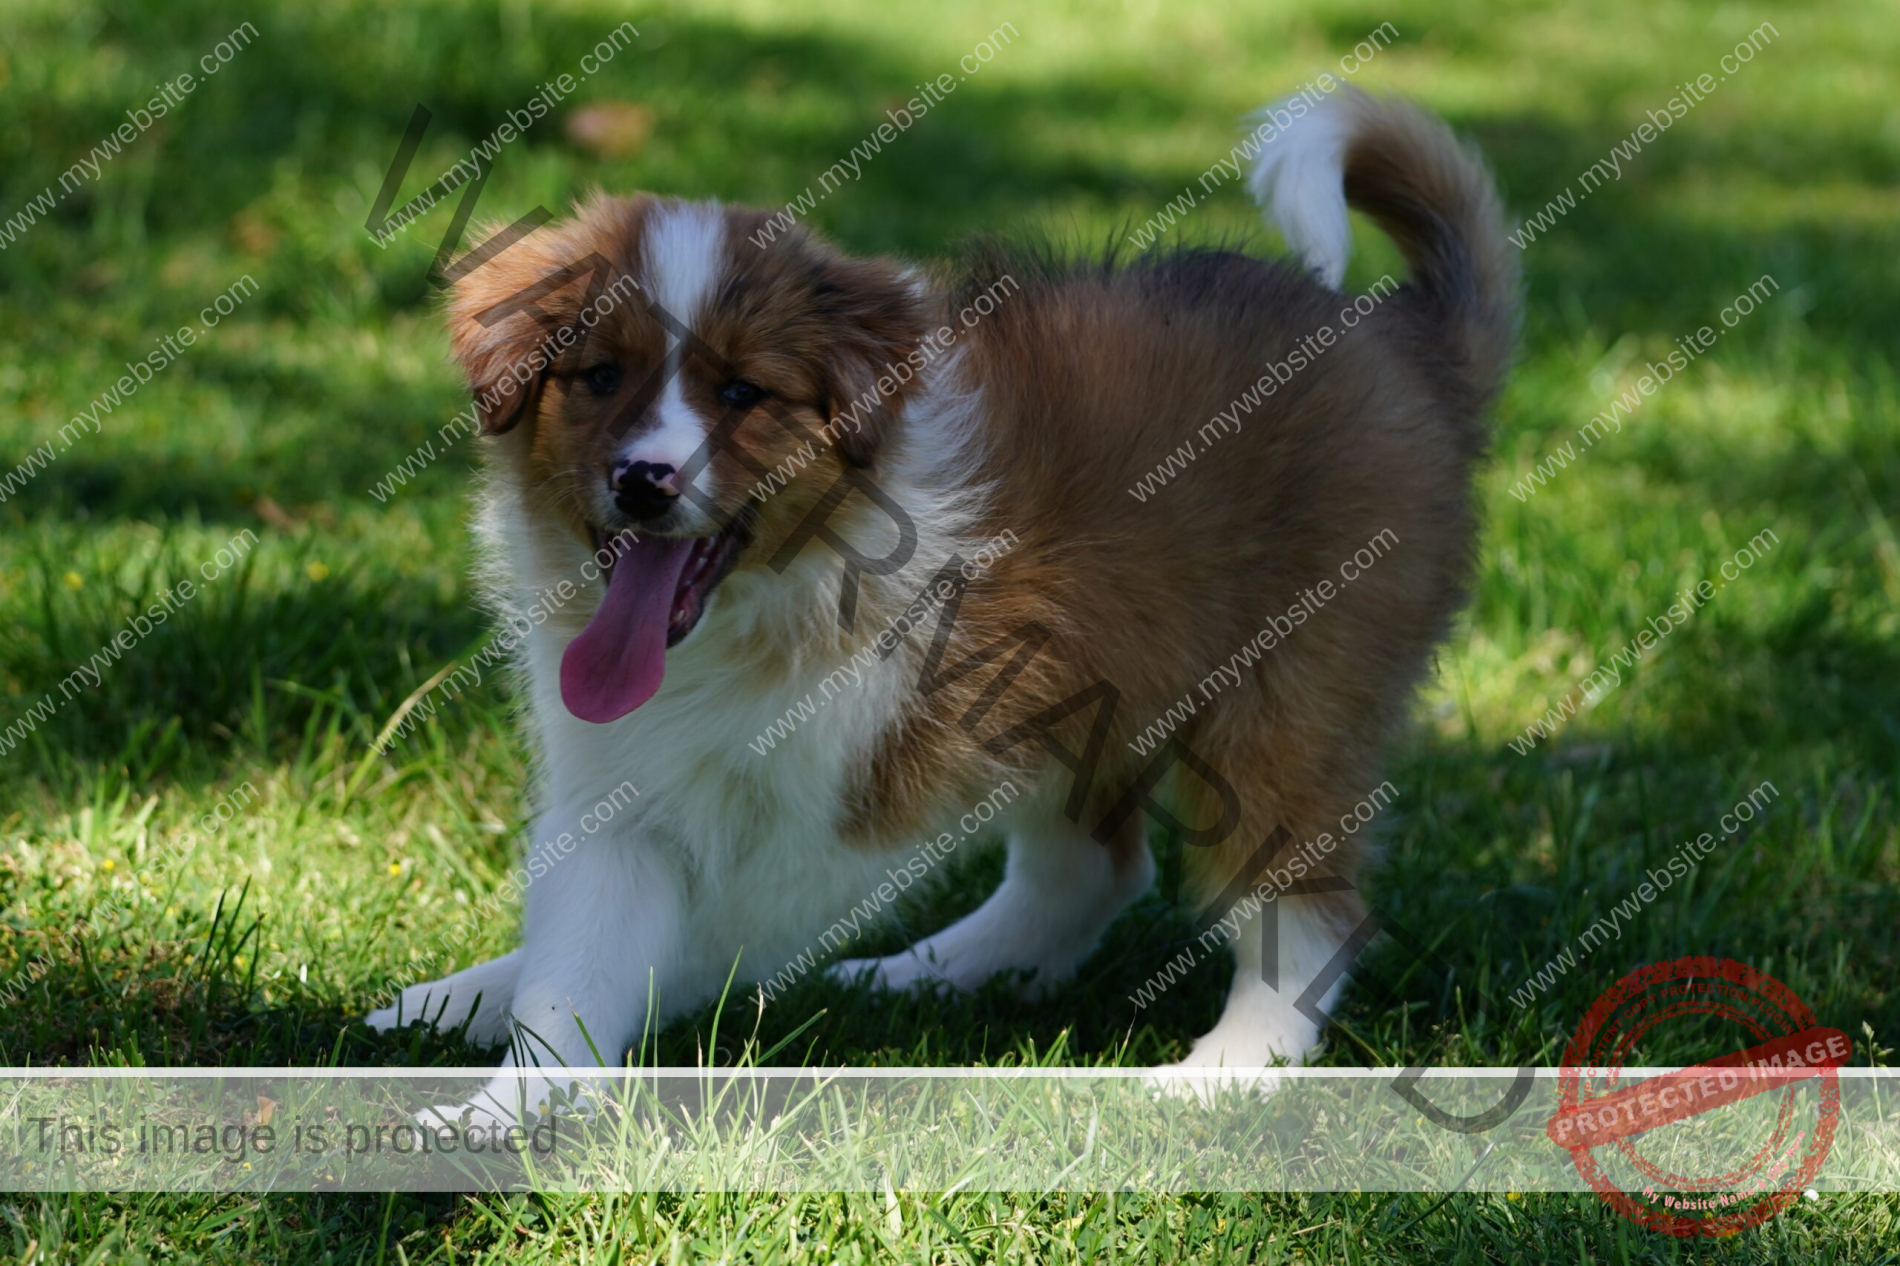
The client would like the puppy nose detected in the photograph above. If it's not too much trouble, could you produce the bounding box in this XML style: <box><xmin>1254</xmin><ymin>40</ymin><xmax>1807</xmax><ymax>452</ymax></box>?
<box><xmin>610</xmin><ymin>459</ymin><xmax>680</xmax><ymax>522</ymax></box>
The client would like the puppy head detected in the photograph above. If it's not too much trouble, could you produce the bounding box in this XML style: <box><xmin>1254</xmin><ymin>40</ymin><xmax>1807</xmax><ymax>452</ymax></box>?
<box><xmin>445</xmin><ymin>194</ymin><xmax>928</xmax><ymax>719</ymax></box>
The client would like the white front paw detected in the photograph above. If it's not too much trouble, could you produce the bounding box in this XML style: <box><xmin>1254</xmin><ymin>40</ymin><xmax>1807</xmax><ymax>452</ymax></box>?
<box><xmin>363</xmin><ymin>1001</ymin><xmax>404</xmax><ymax>1033</ymax></box>
<box><xmin>364</xmin><ymin>982</ymin><xmax>510</xmax><ymax>1044</ymax></box>
<box><xmin>826</xmin><ymin>952</ymin><xmax>953</xmax><ymax>994</ymax></box>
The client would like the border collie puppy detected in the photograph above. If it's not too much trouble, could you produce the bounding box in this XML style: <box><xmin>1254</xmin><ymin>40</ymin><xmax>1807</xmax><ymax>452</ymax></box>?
<box><xmin>368</xmin><ymin>88</ymin><xmax>1516</xmax><ymax>1112</ymax></box>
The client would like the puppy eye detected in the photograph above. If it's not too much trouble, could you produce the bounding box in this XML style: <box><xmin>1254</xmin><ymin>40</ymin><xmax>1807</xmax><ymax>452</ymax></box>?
<box><xmin>719</xmin><ymin>381</ymin><xmax>765</xmax><ymax>409</ymax></box>
<box><xmin>582</xmin><ymin>363</ymin><xmax>623</xmax><ymax>396</ymax></box>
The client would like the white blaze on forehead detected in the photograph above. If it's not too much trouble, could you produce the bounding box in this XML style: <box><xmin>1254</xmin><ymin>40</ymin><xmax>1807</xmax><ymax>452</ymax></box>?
<box><xmin>623</xmin><ymin>203</ymin><xmax>728</xmax><ymax>520</ymax></box>
<box><xmin>642</xmin><ymin>201</ymin><xmax>728</xmax><ymax>369</ymax></box>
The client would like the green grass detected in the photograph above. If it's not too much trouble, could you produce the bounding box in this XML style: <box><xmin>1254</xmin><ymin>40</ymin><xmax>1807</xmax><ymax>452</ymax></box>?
<box><xmin>3</xmin><ymin>0</ymin><xmax>1898</xmax><ymax>1258</ymax></box>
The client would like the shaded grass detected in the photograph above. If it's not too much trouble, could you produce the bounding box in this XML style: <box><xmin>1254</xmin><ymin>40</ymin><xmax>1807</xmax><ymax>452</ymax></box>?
<box><xmin>1</xmin><ymin>0</ymin><xmax>1897</xmax><ymax>1258</ymax></box>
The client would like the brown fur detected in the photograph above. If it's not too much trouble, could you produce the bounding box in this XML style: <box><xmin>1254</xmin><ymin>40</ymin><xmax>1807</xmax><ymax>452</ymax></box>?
<box><xmin>445</xmin><ymin>93</ymin><xmax>1515</xmax><ymax>991</ymax></box>
<box><xmin>446</xmin><ymin>194</ymin><xmax>930</xmax><ymax>600</ymax></box>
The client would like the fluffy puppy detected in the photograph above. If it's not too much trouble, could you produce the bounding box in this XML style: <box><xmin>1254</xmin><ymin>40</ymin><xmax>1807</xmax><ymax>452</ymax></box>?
<box><xmin>368</xmin><ymin>88</ymin><xmax>1517</xmax><ymax>1111</ymax></box>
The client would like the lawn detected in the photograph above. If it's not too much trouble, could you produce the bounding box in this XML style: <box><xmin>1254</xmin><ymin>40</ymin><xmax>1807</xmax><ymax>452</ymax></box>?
<box><xmin>2</xmin><ymin>0</ymin><xmax>1898</xmax><ymax>1259</ymax></box>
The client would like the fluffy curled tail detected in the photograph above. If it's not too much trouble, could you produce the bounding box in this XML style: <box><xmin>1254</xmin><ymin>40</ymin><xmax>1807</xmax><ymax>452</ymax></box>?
<box><xmin>1246</xmin><ymin>87</ymin><xmax>1519</xmax><ymax>412</ymax></box>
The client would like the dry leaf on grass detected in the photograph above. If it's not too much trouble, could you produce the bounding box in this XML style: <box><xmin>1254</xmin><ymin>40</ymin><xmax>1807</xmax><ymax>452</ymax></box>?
<box><xmin>565</xmin><ymin>102</ymin><xmax>656</xmax><ymax>160</ymax></box>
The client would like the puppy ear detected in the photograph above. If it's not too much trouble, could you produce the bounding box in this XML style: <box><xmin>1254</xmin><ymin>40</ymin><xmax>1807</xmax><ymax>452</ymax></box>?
<box><xmin>444</xmin><ymin>236</ymin><xmax>566</xmax><ymax>436</ymax></box>
<box><xmin>814</xmin><ymin>259</ymin><xmax>928</xmax><ymax>468</ymax></box>
<box><xmin>462</xmin><ymin>339</ymin><xmax>550</xmax><ymax>436</ymax></box>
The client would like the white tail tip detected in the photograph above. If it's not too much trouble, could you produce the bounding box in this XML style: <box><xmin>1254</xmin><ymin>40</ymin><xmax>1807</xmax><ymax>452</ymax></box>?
<box><xmin>1244</xmin><ymin>93</ymin><xmax>1356</xmax><ymax>288</ymax></box>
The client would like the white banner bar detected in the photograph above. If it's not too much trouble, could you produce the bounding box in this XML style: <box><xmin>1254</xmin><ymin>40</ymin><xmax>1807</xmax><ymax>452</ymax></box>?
<box><xmin>3</xmin><ymin>1067</ymin><xmax>1892</xmax><ymax>1197</ymax></box>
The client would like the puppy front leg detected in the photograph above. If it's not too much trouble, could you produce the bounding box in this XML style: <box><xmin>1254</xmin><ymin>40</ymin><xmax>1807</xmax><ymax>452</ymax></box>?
<box><xmin>463</xmin><ymin>830</ymin><xmax>685</xmax><ymax>1124</ymax></box>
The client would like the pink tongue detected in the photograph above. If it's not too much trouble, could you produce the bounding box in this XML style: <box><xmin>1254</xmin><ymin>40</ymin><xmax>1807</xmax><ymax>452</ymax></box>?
<box><xmin>561</xmin><ymin>532</ymin><xmax>694</xmax><ymax>723</ymax></box>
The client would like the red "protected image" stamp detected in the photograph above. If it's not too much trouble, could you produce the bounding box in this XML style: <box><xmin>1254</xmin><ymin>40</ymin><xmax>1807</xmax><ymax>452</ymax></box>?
<box><xmin>1547</xmin><ymin>956</ymin><xmax>1847</xmax><ymax>1237</ymax></box>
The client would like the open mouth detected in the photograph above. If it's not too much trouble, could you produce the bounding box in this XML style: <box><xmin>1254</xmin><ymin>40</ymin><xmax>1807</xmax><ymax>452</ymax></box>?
<box><xmin>560</xmin><ymin>512</ymin><xmax>752</xmax><ymax>724</ymax></box>
<box><xmin>593</xmin><ymin>516</ymin><xmax>750</xmax><ymax>647</ymax></box>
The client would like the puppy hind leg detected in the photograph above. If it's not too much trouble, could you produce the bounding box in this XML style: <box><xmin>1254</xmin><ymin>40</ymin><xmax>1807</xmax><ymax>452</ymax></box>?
<box><xmin>1160</xmin><ymin>889</ymin><xmax>1363</xmax><ymax>1087</ymax></box>
<box><xmin>829</xmin><ymin>802</ymin><xmax>1154</xmax><ymax>996</ymax></box>
<box><xmin>1147</xmin><ymin>728</ymin><xmax>1376</xmax><ymax>1092</ymax></box>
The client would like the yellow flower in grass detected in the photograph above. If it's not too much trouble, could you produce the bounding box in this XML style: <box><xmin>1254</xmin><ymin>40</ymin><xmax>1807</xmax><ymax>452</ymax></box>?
<box><xmin>387</xmin><ymin>861</ymin><xmax>402</xmax><ymax>877</ymax></box>
<box><xmin>305</xmin><ymin>560</ymin><xmax>331</xmax><ymax>582</ymax></box>
<box><xmin>100</xmin><ymin>858</ymin><xmax>115</xmax><ymax>872</ymax></box>
<box><xmin>62</xmin><ymin>571</ymin><xmax>83</xmax><ymax>590</ymax></box>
